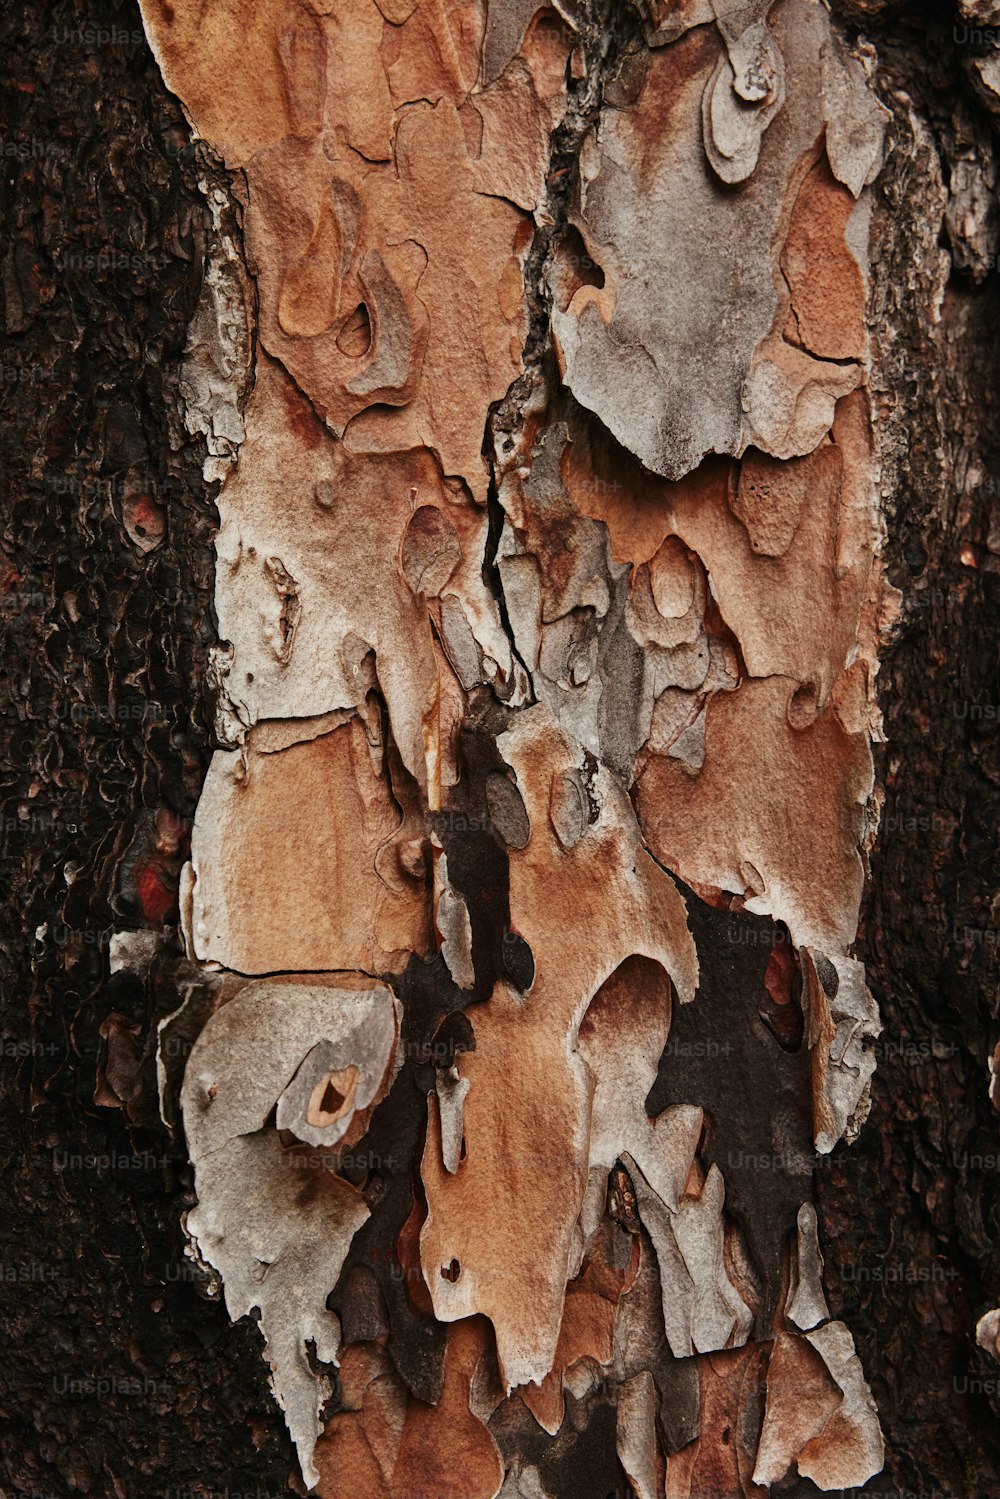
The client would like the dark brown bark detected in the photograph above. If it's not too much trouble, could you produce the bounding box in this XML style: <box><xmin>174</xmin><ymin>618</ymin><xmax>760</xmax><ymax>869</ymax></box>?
<box><xmin>0</xmin><ymin>2</ymin><xmax>998</xmax><ymax>1497</ymax></box>
<box><xmin>0</xmin><ymin>3</ymin><xmax>296</xmax><ymax>1493</ymax></box>
<box><xmin>819</xmin><ymin>6</ymin><xmax>1000</xmax><ymax>1492</ymax></box>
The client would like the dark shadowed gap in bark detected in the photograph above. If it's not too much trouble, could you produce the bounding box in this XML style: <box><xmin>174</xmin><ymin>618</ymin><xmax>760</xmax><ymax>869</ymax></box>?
<box><xmin>0</xmin><ymin>1</ymin><xmax>997</xmax><ymax>1497</ymax></box>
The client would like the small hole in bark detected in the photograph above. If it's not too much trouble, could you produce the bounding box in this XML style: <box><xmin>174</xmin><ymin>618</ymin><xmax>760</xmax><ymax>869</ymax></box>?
<box><xmin>722</xmin><ymin>1425</ymin><xmax>731</xmax><ymax>1445</ymax></box>
<box><xmin>305</xmin><ymin>1065</ymin><xmax>359</xmax><ymax>1127</ymax></box>
<box><xmin>320</xmin><ymin>1080</ymin><xmax>345</xmax><ymax>1113</ymax></box>
<box><xmin>441</xmin><ymin>1258</ymin><xmax>461</xmax><ymax>1282</ymax></box>
<box><xmin>246</xmin><ymin>672</ymin><xmax>254</xmax><ymax>682</ymax></box>
<box><xmin>460</xmin><ymin>1136</ymin><xmax>467</xmax><ymax>1161</ymax></box>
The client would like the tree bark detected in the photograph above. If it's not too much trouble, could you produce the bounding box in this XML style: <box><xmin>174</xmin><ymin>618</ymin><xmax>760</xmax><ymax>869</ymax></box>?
<box><xmin>1</xmin><ymin>2</ymin><xmax>998</xmax><ymax>1498</ymax></box>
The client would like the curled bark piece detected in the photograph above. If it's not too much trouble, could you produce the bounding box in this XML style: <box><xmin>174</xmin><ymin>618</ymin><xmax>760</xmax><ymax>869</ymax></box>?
<box><xmin>574</xmin><ymin>954</ymin><xmax>705</xmax><ymax>1263</ymax></box>
<box><xmin>799</xmin><ymin>1320</ymin><xmax>885</xmax><ymax>1488</ymax></box>
<box><xmin>437</xmin><ymin>852</ymin><xmax>476</xmax><ymax>993</ymax></box>
<box><xmin>629</xmin><ymin>1160</ymin><xmax>754</xmax><ymax>1359</ymax></box>
<box><xmin>753</xmin><ymin>1321</ymin><xmax>883</xmax><ymax>1488</ymax></box>
<box><xmin>274</xmin><ymin>985</ymin><xmax>400</xmax><ymax>1149</ymax></box>
<box><xmin>977</xmin><ymin>1308</ymin><xmax>1000</xmax><ymax>1363</ymax></box>
<box><xmin>261</xmin><ymin>555</ymin><xmax>301</xmax><ymax>665</ymax></box>
<box><xmin>701</xmin><ymin>21</ymin><xmax>786</xmax><ymax>186</ymax></box>
<box><xmin>550</xmin><ymin>0</ymin><xmax>880</xmax><ymax>480</ymax></box>
<box><xmin>802</xmin><ymin>948</ymin><xmax>881</xmax><ymax>1153</ymax></box>
<box><xmin>821</xmin><ymin>35</ymin><xmax>890</xmax><ymax>198</ymax></box>
<box><xmin>752</xmin><ymin>1330</ymin><xmax>842</xmax><ymax>1487</ymax></box>
<box><xmin>434</xmin><ymin>1066</ymin><xmax>471</xmax><ymax>1175</ymax></box>
<box><xmin>786</xmin><ymin>1201</ymin><xmax>831</xmax><ymax>1331</ymax></box>
<box><xmin>181</xmin><ymin>975</ymin><xmax>400</xmax><ymax>1489</ymax></box>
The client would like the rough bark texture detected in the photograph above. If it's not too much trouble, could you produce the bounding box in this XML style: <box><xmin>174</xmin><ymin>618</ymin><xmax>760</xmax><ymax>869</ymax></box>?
<box><xmin>818</xmin><ymin>3</ymin><xmax>1000</xmax><ymax>1492</ymax></box>
<box><xmin>0</xmin><ymin>3</ymin><xmax>997</xmax><ymax>1498</ymax></box>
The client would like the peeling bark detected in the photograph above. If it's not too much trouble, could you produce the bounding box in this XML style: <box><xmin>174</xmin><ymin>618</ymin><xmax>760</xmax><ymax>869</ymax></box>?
<box><xmin>2</xmin><ymin>2</ymin><xmax>999</xmax><ymax>1497</ymax></box>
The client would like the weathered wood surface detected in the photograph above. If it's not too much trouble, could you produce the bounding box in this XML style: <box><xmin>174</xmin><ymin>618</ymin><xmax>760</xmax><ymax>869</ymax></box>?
<box><xmin>0</xmin><ymin>2</ymin><xmax>998</xmax><ymax>1496</ymax></box>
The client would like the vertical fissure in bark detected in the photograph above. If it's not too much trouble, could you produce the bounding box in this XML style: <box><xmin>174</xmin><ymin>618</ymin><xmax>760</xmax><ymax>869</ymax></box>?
<box><xmin>2</xmin><ymin>2</ymin><xmax>998</xmax><ymax>1497</ymax></box>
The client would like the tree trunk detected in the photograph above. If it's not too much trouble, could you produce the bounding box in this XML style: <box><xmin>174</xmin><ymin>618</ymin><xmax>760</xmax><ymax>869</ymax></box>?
<box><xmin>1</xmin><ymin>2</ymin><xmax>998</xmax><ymax>1497</ymax></box>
